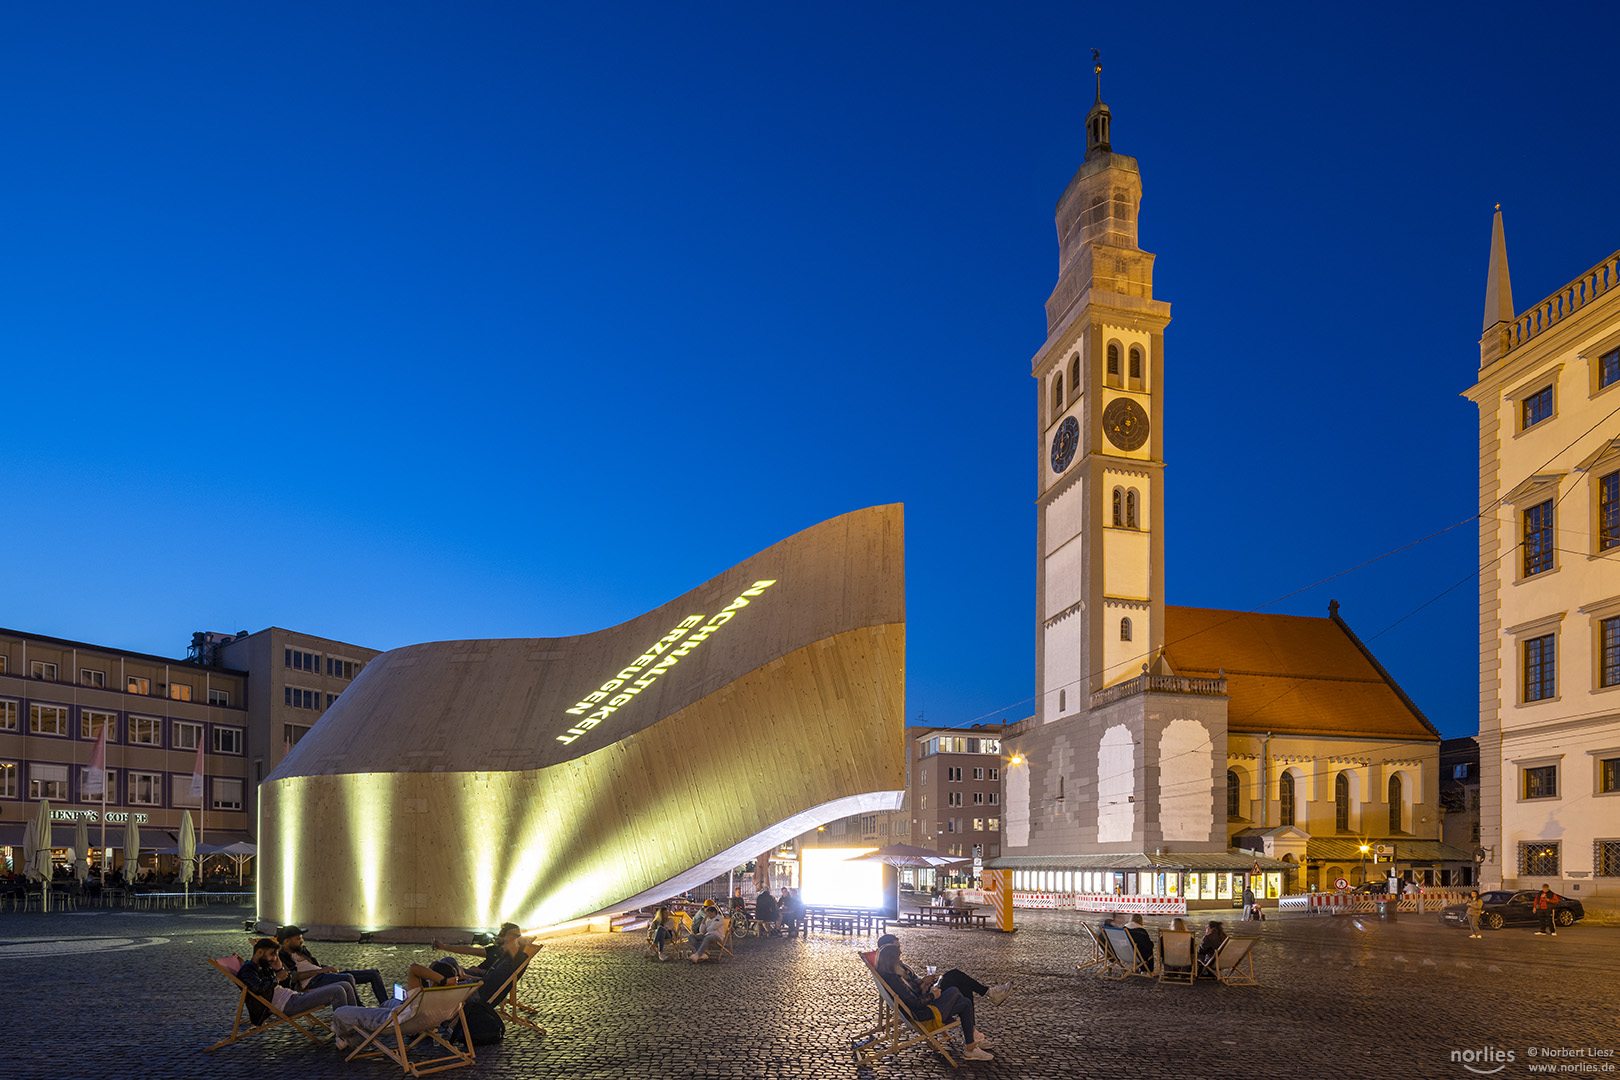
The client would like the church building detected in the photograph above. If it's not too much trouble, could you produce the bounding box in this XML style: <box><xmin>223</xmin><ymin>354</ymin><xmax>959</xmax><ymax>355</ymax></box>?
<box><xmin>991</xmin><ymin>68</ymin><xmax>1471</xmax><ymax>905</ymax></box>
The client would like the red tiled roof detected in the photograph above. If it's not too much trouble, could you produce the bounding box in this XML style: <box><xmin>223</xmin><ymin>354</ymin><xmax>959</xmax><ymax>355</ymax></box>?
<box><xmin>1163</xmin><ymin>606</ymin><xmax>1438</xmax><ymax>742</ymax></box>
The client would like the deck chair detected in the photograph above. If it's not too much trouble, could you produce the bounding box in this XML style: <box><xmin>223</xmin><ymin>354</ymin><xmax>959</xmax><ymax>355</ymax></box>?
<box><xmin>849</xmin><ymin>952</ymin><xmax>962</xmax><ymax>1068</ymax></box>
<box><xmin>1101</xmin><ymin>926</ymin><xmax>1154</xmax><ymax>980</ymax></box>
<box><xmin>1214</xmin><ymin>936</ymin><xmax>1259</xmax><ymax>987</ymax></box>
<box><xmin>1158</xmin><ymin>930</ymin><xmax>1196</xmax><ymax>985</ymax></box>
<box><xmin>345</xmin><ymin>982</ymin><xmax>479</xmax><ymax>1076</ymax></box>
<box><xmin>717</xmin><ymin>915</ymin><xmax>738</xmax><ymax>959</ymax></box>
<box><xmin>650</xmin><ymin>910</ymin><xmax>693</xmax><ymax>958</ymax></box>
<box><xmin>491</xmin><ymin>941</ymin><xmax>545</xmax><ymax>1036</ymax></box>
<box><xmin>205</xmin><ymin>955</ymin><xmax>331</xmax><ymax>1052</ymax></box>
<box><xmin>1076</xmin><ymin>923</ymin><xmax>1110</xmax><ymax>976</ymax></box>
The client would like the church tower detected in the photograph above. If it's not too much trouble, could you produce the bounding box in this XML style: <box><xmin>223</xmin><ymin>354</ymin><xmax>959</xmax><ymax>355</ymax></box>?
<box><xmin>1035</xmin><ymin>57</ymin><xmax>1170</xmax><ymax>729</ymax></box>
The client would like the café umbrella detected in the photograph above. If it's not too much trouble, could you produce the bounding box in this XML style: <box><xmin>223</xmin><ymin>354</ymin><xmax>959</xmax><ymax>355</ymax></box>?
<box><xmin>73</xmin><ymin>818</ymin><xmax>91</xmax><ymax>883</ymax></box>
<box><xmin>123</xmin><ymin>818</ymin><xmax>142</xmax><ymax>884</ymax></box>
<box><xmin>32</xmin><ymin>799</ymin><xmax>54</xmax><ymax>911</ymax></box>
<box><xmin>843</xmin><ymin>843</ymin><xmax>973</xmax><ymax>869</ymax></box>
<box><xmin>21</xmin><ymin>818</ymin><xmax>38</xmax><ymax>882</ymax></box>
<box><xmin>178</xmin><ymin>811</ymin><xmax>196</xmax><ymax>906</ymax></box>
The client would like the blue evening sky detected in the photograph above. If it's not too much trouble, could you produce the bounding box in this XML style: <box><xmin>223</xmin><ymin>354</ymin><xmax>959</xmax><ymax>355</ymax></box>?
<box><xmin>3</xmin><ymin>4</ymin><xmax>1616</xmax><ymax>740</ymax></box>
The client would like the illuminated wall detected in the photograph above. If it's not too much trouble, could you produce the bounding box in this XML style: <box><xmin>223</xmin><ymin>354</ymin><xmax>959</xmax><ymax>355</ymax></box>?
<box><xmin>257</xmin><ymin>504</ymin><xmax>905</xmax><ymax>937</ymax></box>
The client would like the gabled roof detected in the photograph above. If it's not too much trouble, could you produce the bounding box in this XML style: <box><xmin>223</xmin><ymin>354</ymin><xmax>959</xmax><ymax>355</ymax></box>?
<box><xmin>1163</xmin><ymin>606</ymin><xmax>1439</xmax><ymax>742</ymax></box>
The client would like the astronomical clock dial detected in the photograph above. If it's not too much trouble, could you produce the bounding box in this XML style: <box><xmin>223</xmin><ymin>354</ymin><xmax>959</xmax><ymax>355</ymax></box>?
<box><xmin>1101</xmin><ymin>398</ymin><xmax>1149</xmax><ymax>452</ymax></box>
<box><xmin>1049</xmin><ymin>415</ymin><xmax>1079</xmax><ymax>473</ymax></box>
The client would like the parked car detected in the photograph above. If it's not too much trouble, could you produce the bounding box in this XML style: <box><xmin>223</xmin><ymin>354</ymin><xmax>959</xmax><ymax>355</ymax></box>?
<box><xmin>898</xmin><ymin>882</ymin><xmax>917</xmax><ymax>895</ymax></box>
<box><xmin>1439</xmin><ymin>890</ymin><xmax>1584</xmax><ymax>931</ymax></box>
<box><xmin>1349</xmin><ymin>882</ymin><xmax>1390</xmax><ymax>895</ymax></box>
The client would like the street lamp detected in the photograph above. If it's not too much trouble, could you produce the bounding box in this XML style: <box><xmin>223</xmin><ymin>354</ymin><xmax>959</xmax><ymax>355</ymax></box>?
<box><xmin>1359</xmin><ymin>844</ymin><xmax>1370</xmax><ymax>887</ymax></box>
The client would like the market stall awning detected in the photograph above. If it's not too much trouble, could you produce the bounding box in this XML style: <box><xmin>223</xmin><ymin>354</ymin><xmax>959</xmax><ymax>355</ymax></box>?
<box><xmin>1305</xmin><ymin>838</ymin><xmax>1475</xmax><ymax>863</ymax></box>
<box><xmin>986</xmin><ymin>849</ymin><xmax>1290</xmax><ymax>872</ymax></box>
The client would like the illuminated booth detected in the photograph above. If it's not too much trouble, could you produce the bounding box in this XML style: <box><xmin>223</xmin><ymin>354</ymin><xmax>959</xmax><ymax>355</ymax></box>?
<box><xmin>257</xmin><ymin>505</ymin><xmax>906</xmax><ymax>938</ymax></box>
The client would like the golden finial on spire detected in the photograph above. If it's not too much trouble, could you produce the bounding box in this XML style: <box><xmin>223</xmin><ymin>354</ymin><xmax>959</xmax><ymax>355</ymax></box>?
<box><xmin>1092</xmin><ymin>48</ymin><xmax>1102</xmax><ymax>102</ymax></box>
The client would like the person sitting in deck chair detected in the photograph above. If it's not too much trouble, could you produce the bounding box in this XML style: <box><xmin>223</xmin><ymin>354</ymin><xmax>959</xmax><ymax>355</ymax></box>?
<box><xmin>429</xmin><ymin>922</ymin><xmax>521</xmax><ymax>979</ymax></box>
<box><xmin>688</xmin><ymin>900</ymin><xmax>728</xmax><ymax>963</ymax></box>
<box><xmin>1124</xmin><ymin>915</ymin><xmax>1155</xmax><ymax>973</ymax></box>
<box><xmin>1159</xmin><ymin>917</ymin><xmax>1195</xmax><ymax>978</ymax></box>
<box><xmin>875</xmin><ymin>933</ymin><xmax>1010</xmax><ymax>1006</ymax></box>
<box><xmin>278</xmin><ymin>925</ymin><xmax>389</xmax><ymax>1006</ymax></box>
<box><xmin>779</xmin><ymin>888</ymin><xmax>805</xmax><ymax>936</ymax></box>
<box><xmin>1196</xmin><ymin>921</ymin><xmax>1228</xmax><ymax>979</ymax></box>
<box><xmin>874</xmin><ymin>940</ymin><xmax>995</xmax><ymax>1061</ymax></box>
<box><xmin>236</xmin><ymin>936</ymin><xmax>358</xmax><ymax>1025</ymax></box>
<box><xmin>649</xmin><ymin>906</ymin><xmax>678</xmax><ymax>960</ymax></box>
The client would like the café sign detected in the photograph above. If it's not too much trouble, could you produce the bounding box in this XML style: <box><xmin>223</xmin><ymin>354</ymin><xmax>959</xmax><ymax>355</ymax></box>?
<box><xmin>51</xmin><ymin>810</ymin><xmax>148</xmax><ymax>824</ymax></box>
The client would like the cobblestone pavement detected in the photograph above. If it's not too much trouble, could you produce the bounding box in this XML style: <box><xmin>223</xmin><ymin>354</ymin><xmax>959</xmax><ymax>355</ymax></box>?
<box><xmin>3</xmin><ymin>904</ymin><xmax>1615</xmax><ymax>1079</ymax></box>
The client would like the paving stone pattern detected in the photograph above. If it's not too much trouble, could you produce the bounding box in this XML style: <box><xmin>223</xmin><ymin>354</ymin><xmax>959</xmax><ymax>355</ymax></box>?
<box><xmin>2</xmin><ymin>905</ymin><xmax>1614</xmax><ymax>1079</ymax></box>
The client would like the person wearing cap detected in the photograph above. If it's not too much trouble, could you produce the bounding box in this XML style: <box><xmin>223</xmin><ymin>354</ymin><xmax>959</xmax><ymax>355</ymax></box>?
<box><xmin>432</xmin><ymin>922</ymin><xmax>522</xmax><ymax>978</ymax></box>
<box><xmin>688</xmin><ymin>900</ymin><xmax>729</xmax><ymax>963</ymax></box>
<box><xmin>278</xmin><ymin>925</ymin><xmax>389</xmax><ymax>1007</ymax></box>
<box><xmin>235</xmin><ymin>937</ymin><xmax>358</xmax><ymax>1028</ymax></box>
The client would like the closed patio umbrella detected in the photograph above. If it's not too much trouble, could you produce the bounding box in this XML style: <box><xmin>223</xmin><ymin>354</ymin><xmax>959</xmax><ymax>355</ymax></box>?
<box><xmin>123</xmin><ymin>818</ymin><xmax>141</xmax><ymax>883</ymax></box>
<box><xmin>843</xmin><ymin>843</ymin><xmax>972</xmax><ymax>869</ymax></box>
<box><xmin>74</xmin><ymin>818</ymin><xmax>91</xmax><ymax>883</ymax></box>
<box><xmin>21</xmin><ymin>818</ymin><xmax>38</xmax><ymax>882</ymax></box>
<box><xmin>32</xmin><ymin>800</ymin><xmax>53</xmax><ymax>911</ymax></box>
<box><xmin>178</xmin><ymin>811</ymin><xmax>196</xmax><ymax>906</ymax></box>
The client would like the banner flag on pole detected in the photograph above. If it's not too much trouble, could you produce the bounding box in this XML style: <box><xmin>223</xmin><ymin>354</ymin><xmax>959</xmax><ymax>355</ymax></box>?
<box><xmin>189</xmin><ymin>739</ymin><xmax>205</xmax><ymax>799</ymax></box>
<box><xmin>85</xmin><ymin>721</ymin><xmax>109</xmax><ymax>796</ymax></box>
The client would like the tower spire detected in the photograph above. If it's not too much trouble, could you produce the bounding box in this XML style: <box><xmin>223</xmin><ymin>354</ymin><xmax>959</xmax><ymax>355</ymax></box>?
<box><xmin>1483</xmin><ymin>204</ymin><xmax>1514</xmax><ymax>333</ymax></box>
<box><xmin>1084</xmin><ymin>48</ymin><xmax>1111</xmax><ymax>159</ymax></box>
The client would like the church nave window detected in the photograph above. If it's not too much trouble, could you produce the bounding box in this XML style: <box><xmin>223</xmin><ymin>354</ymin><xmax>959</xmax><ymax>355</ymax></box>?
<box><xmin>1387</xmin><ymin>774</ymin><xmax>1403</xmax><ymax>833</ymax></box>
<box><xmin>1226</xmin><ymin>769</ymin><xmax>1241</xmax><ymax>821</ymax></box>
<box><xmin>1120</xmin><ymin>617</ymin><xmax>1131</xmax><ymax>642</ymax></box>
<box><xmin>1279</xmin><ymin>771</ymin><xmax>1296</xmax><ymax>827</ymax></box>
<box><xmin>1334</xmin><ymin>772</ymin><xmax>1351</xmax><ymax>832</ymax></box>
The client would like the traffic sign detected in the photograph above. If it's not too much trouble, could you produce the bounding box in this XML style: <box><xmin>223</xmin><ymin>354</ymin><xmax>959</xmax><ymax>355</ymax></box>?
<box><xmin>1335</xmin><ymin>877</ymin><xmax>1349</xmax><ymax>890</ymax></box>
<box><xmin>1251</xmin><ymin>861</ymin><xmax>1260</xmax><ymax>875</ymax></box>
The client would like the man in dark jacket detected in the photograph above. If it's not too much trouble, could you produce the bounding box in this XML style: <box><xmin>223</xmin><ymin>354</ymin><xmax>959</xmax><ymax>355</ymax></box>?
<box><xmin>236</xmin><ymin>937</ymin><xmax>357</xmax><ymax>1026</ymax></box>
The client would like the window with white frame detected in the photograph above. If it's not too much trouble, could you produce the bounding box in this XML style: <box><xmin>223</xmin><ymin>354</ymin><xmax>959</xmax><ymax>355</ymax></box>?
<box><xmin>212</xmin><ymin>778</ymin><xmax>243</xmax><ymax>811</ymax></box>
<box><xmin>80</xmin><ymin>668</ymin><xmax>105</xmax><ymax>688</ymax></box>
<box><xmin>167</xmin><ymin>682</ymin><xmax>192</xmax><ymax>702</ymax></box>
<box><xmin>285</xmin><ymin>686</ymin><xmax>319</xmax><ymax>710</ymax></box>
<box><xmin>947</xmin><ymin>767</ymin><xmax>962</xmax><ymax>782</ymax></box>
<box><xmin>128</xmin><ymin>771</ymin><xmax>162</xmax><ymax>806</ymax></box>
<box><xmin>29</xmin><ymin>704</ymin><xmax>68</xmax><ymax>736</ymax></box>
<box><xmin>973</xmin><ymin>817</ymin><xmax>984</xmax><ymax>831</ymax></box>
<box><xmin>128</xmin><ymin>716</ymin><xmax>161</xmax><ymax>746</ymax></box>
<box><xmin>327</xmin><ymin>657</ymin><xmax>360</xmax><ymax>679</ymax></box>
<box><xmin>171</xmin><ymin>774</ymin><xmax>201</xmax><ymax>807</ymax></box>
<box><xmin>283</xmin><ymin>723</ymin><xmax>311</xmax><ymax>749</ymax></box>
<box><xmin>0</xmin><ymin>761</ymin><xmax>16</xmax><ymax>797</ymax></box>
<box><xmin>988</xmin><ymin>792</ymin><xmax>999</xmax><ymax>805</ymax></box>
<box><xmin>78</xmin><ymin>767</ymin><xmax>117</xmax><ymax>802</ymax></box>
<box><xmin>973</xmin><ymin>791</ymin><xmax>985</xmax><ymax>805</ymax></box>
<box><xmin>0</xmin><ymin>700</ymin><xmax>16</xmax><ymax>732</ymax></box>
<box><xmin>207</xmin><ymin>688</ymin><xmax>230</xmax><ymax>707</ymax></box>
<box><xmin>30</xmin><ymin>763</ymin><xmax>67</xmax><ymax>800</ymax></box>
<box><xmin>173</xmin><ymin>721</ymin><xmax>203</xmax><ymax>751</ymax></box>
<box><xmin>948</xmin><ymin>791</ymin><xmax>963</xmax><ymax>807</ymax></box>
<box><xmin>988</xmin><ymin>768</ymin><xmax>999</xmax><ymax>781</ymax></box>
<box><xmin>973</xmin><ymin>767</ymin><xmax>985</xmax><ymax>781</ymax></box>
<box><xmin>285</xmin><ymin>648</ymin><xmax>319</xmax><ymax>672</ymax></box>
<box><xmin>988</xmin><ymin>817</ymin><xmax>1000</xmax><ymax>831</ymax></box>
<box><xmin>212</xmin><ymin>727</ymin><xmax>243</xmax><ymax>755</ymax></box>
<box><xmin>126</xmin><ymin>676</ymin><xmax>151</xmax><ymax>695</ymax></box>
<box><xmin>81</xmin><ymin>710</ymin><xmax>116</xmax><ymax>740</ymax></box>
<box><xmin>30</xmin><ymin>660</ymin><xmax>57</xmax><ymax>680</ymax></box>
<box><xmin>0</xmin><ymin>655</ymin><xmax>6</xmax><ymax>673</ymax></box>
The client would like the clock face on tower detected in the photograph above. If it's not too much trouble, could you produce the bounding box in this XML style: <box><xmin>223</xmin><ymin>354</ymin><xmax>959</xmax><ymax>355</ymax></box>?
<box><xmin>1101</xmin><ymin>398</ymin><xmax>1150</xmax><ymax>452</ymax></box>
<box><xmin>1050</xmin><ymin>415</ymin><xmax>1079</xmax><ymax>473</ymax></box>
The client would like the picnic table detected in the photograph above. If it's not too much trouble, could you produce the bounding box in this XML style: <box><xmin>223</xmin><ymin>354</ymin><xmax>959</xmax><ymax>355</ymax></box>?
<box><xmin>902</xmin><ymin>904</ymin><xmax>988</xmax><ymax>929</ymax></box>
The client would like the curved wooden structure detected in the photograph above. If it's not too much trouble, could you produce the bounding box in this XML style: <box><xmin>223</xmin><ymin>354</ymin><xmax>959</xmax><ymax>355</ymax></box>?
<box><xmin>258</xmin><ymin>505</ymin><xmax>905</xmax><ymax>937</ymax></box>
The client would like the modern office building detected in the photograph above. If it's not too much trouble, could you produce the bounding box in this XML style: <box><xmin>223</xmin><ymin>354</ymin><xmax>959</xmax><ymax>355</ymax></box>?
<box><xmin>1466</xmin><ymin>213</ymin><xmax>1620</xmax><ymax>908</ymax></box>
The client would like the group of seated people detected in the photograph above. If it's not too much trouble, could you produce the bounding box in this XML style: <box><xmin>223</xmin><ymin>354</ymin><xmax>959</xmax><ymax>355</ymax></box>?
<box><xmin>1088</xmin><ymin>913</ymin><xmax>1232</xmax><ymax>979</ymax></box>
<box><xmin>231</xmin><ymin>921</ymin><xmax>536</xmax><ymax>1050</ymax></box>
<box><xmin>647</xmin><ymin>887</ymin><xmax>807</xmax><ymax>961</ymax></box>
<box><xmin>869</xmin><ymin>932</ymin><xmax>1012</xmax><ymax>1062</ymax></box>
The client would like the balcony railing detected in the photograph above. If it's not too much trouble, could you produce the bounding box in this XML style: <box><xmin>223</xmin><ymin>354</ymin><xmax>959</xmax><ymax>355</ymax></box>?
<box><xmin>1506</xmin><ymin>249</ymin><xmax>1620</xmax><ymax>353</ymax></box>
<box><xmin>1090</xmin><ymin>673</ymin><xmax>1228</xmax><ymax>710</ymax></box>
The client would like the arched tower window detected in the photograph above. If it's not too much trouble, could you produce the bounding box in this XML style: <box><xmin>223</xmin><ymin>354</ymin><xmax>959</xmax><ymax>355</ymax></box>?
<box><xmin>1068</xmin><ymin>355</ymin><xmax>1080</xmax><ymax>398</ymax></box>
<box><xmin>1335</xmin><ymin>772</ymin><xmax>1351</xmax><ymax>832</ymax></box>
<box><xmin>1128</xmin><ymin>345</ymin><xmax>1143</xmax><ymax>380</ymax></box>
<box><xmin>1113</xmin><ymin>191</ymin><xmax>1131</xmax><ymax>224</ymax></box>
<box><xmin>1388</xmin><ymin>774</ymin><xmax>1403</xmax><ymax>833</ymax></box>
<box><xmin>1120</xmin><ymin>617</ymin><xmax>1132</xmax><ymax>642</ymax></box>
<box><xmin>1227</xmin><ymin>769</ymin><xmax>1241</xmax><ymax>820</ymax></box>
<box><xmin>1279</xmin><ymin>771</ymin><xmax>1296</xmax><ymax>827</ymax></box>
<box><xmin>1051</xmin><ymin>373</ymin><xmax>1063</xmax><ymax>422</ymax></box>
<box><xmin>1106</xmin><ymin>343</ymin><xmax>1120</xmax><ymax>377</ymax></box>
<box><xmin>1059</xmin><ymin>688</ymin><xmax>1066</xmax><ymax>712</ymax></box>
<box><xmin>1112</xmin><ymin>487</ymin><xmax>1123</xmax><ymax>527</ymax></box>
<box><xmin>1125</xmin><ymin>489</ymin><xmax>1138</xmax><ymax>529</ymax></box>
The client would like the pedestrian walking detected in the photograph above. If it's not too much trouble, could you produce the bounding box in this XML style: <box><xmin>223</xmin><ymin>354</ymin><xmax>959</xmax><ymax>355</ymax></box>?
<box><xmin>1241</xmin><ymin>881</ymin><xmax>1256</xmax><ymax>921</ymax></box>
<box><xmin>1465</xmin><ymin>891</ymin><xmax>1483</xmax><ymax>938</ymax></box>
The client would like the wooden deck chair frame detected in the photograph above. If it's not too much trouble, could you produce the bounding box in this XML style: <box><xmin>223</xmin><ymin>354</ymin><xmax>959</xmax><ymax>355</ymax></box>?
<box><xmin>1214</xmin><ymin>936</ymin><xmax>1259</xmax><ymax>987</ymax></box>
<box><xmin>1158</xmin><ymin>930</ymin><xmax>1196</xmax><ymax>985</ymax></box>
<box><xmin>717</xmin><ymin>915</ymin><xmax>738</xmax><ymax>959</ymax></box>
<box><xmin>849</xmin><ymin>955</ymin><xmax>962</xmax><ymax>1068</ymax></box>
<box><xmin>492</xmin><ymin>941</ymin><xmax>546</xmax><ymax>1036</ymax></box>
<box><xmin>346</xmin><ymin>982</ymin><xmax>479</xmax><ymax>1077</ymax></box>
<box><xmin>1076</xmin><ymin>923</ymin><xmax>1110</xmax><ymax>976</ymax></box>
<box><xmin>204</xmin><ymin>956</ymin><xmax>331</xmax><ymax>1052</ymax></box>
<box><xmin>657</xmin><ymin>911</ymin><xmax>694</xmax><ymax>958</ymax></box>
<box><xmin>1101</xmin><ymin>926</ymin><xmax>1154</xmax><ymax>980</ymax></box>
